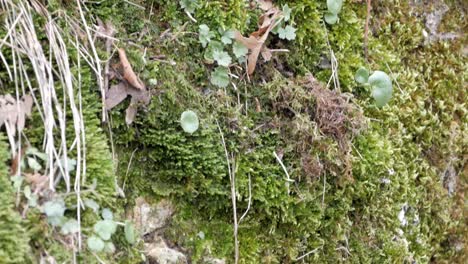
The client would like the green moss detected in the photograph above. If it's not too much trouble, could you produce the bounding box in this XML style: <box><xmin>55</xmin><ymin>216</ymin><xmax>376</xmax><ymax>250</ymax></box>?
<box><xmin>0</xmin><ymin>0</ymin><xmax>465</xmax><ymax>262</ymax></box>
<box><xmin>0</xmin><ymin>135</ymin><xmax>32</xmax><ymax>263</ymax></box>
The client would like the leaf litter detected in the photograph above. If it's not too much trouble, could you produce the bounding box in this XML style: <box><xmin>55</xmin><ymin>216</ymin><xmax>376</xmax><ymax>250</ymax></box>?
<box><xmin>235</xmin><ymin>0</ymin><xmax>284</xmax><ymax>75</ymax></box>
<box><xmin>105</xmin><ymin>48</ymin><xmax>151</xmax><ymax>124</ymax></box>
<box><xmin>0</xmin><ymin>94</ymin><xmax>33</xmax><ymax>135</ymax></box>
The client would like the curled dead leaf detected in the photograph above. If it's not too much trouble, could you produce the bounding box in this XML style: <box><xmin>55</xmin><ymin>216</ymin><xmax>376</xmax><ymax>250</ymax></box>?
<box><xmin>0</xmin><ymin>94</ymin><xmax>33</xmax><ymax>136</ymax></box>
<box><xmin>125</xmin><ymin>103</ymin><xmax>138</xmax><ymax>125</ymax></box>
<box><xmin>105</xmin><ymin>83</ymin><xmax>128</xmax><ymax>110</ymax></box>
<box><xmin>105</xmin><ymin>81</ymin><xmax>151</xmax><ymax>124</ymax></box>
<box><xmin>25</xmin><ymin>172</ymin><xmax>49</xmax><ymax>193</ymax></box>
<box><xmin>118</xmin><ymin>48</ymin><xmax>146</xmax><ymax>90</ymax></box>
<box><xmin>233</xmin><ymin>5</ymin><xmax>280</xmax><ymax>75</ymax></box>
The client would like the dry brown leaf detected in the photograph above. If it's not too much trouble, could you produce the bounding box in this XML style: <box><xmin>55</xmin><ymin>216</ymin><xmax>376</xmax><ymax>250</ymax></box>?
<box><xmin>124</xmin><ymin>89</ymin><xmax>151</xmax><ymax>124</ymax></box>
<box><xmin>255</xmin><ymin>97</ymin><xmax>262</xmax><ymax>112</ymax></box>
<box><xmin>105</xmin><ymin>82</ymin><xmax>128</xmax><ymax>110</ymax></box>
<box><xmin>10</xmin><ymin>147</ymin><xmax>26</xmax><ymax>175</ymax></box>
<box><xmin>257</xmin><ymin>8</ymin><xmax>278</xmax><ymax>33</ymax></box>
<box><xmin>234</xmin><ymin>31</ymin><xmax>260</xmax><ymax>49</ymax></box>
<box><xmin>125</xmin><ymin>103</ymin><xmax>138</xmax><ymax>125</ymax></box>
<box><xmin>105</xmin><ymin>81</ymin><xmax>151</xmax><ymax>124</ymax></box>
<box><xmin>247</xmin><ymin>45</ymin><xmax>264</xmax><ymax>75</ymax></box>
<box><xmin>126</xmin><ymin>87</ymin><xmax>151</xmax><ymax>106</ymax></box>
<box><xmin>25</xmin><ymin>172</ymin><xmax>49</xmax><ymax>193</ymax></box>
<box><xmin>118</xmin><ymin>48</ymin><xmax>146</xmax><ymax>90</ymax></box>
<box><xmin>234</xmin><ymin>32</ymin><xmax>264</xmax><ymax>75</ymax></box>
<box><xmin>234</xmin><ymin>6</ymin><xmax>280</xmax><ymax>75</ymax></box>
<box><xmin>257</xmin><ymin>0</ymin><xmax>273</xmax><ymax>11</ymax></box>
<box><xmin>0</xmin><ymin>94</ymin><xmax>33</xmax><ymax>135</ymax></box>
<box><xmin>0</xmin><ymin>95</ymin><xmax>17</xmax><ymax>127</ymax></box>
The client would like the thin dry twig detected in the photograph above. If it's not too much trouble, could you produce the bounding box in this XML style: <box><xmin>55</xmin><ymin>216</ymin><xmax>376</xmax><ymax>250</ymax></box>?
<box><xmin>273</xmin><ymin>151</ymin><xmax>295</xmax><ymax>195</ymax></box>
<box><xmin>238</xmin><ymin>174</ymin><xmax>252</xmax><ymax>224</ymax></box>
<box><xmin>76</xmin><ymin>0</ymin><xmax>106</xmax><ymax>121</ymax></box>
<box><xmin>216</xmin><ymin>120</ymin><xmax>239</xmax><ymax>264</ymax></box>
<box><xmin>295</xmin><ymin>245</ymin><xmax>323</xmax><ymax>261</ymax></box>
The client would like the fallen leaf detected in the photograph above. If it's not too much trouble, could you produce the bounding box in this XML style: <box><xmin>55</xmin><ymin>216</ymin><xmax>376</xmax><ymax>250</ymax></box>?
<box><xmin>234</xmin><ymin>31</ymin><xmax>260</xmax><ymax>50</ymax></box>
<box><xmin>257</xmin><ymin>8</ymin><xmax>278</xmax><ymax>34</ymax></box>
<box><xmin>127</xmin><ymin>88</ymin><xmax>151</xmax><ymax>106</ymax></box>
<box><xmin>247</xmin><ymin>44</ymin><xmax>263</xmax><ymax>75</ymax></box>
<box><xmin>0</xmin><ymin>94</ymin><xmax>33</xmax><ymax>136</ymax></box>
<box><xmin>233</xmin><ymin>6</ymin><xmax>280</xmax><ymax>75</ymax></box>
<box><xmin>125</xmin><ymin>103</ymin><xmax>138</xmax><ymax>125</ymax></box>
<box><xmin>105</xmin><ymin>80</ymin><xmax>151</xmax><ymax>124</ymax></box>
<box><xmin>10</xmin><ymin>147</ymin><xmax>26</xmax><ymax>175</ymax></box>
<box><xmin>24</xmin><ymin>172</ymin><xmax>49</xmax><ymax>193</ymax></box>
<box><xmin>105</xmin><ymin>83</ymin><xmax>128</xmax><ymax>110</ymax></box>
<box><xmin>118</xmin><ymin>48</ymin><xmax>145</xmax><ymax>90</ymax></box>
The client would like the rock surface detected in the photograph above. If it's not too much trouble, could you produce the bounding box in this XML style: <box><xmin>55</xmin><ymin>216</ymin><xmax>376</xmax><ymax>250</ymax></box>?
<box><xmin>145</xmin><ymin>236</ymin><xmax>187</xmax><ymax>264</ymax></box>
<box><xmin>130</xmin><ymin>197</ymin><xmax>174</xmax><ymax>235</ymax></box>
<box><xmin>129</xmin><ymin>198</ymin><xmax>188</xmax><ymax>263</ymax></box>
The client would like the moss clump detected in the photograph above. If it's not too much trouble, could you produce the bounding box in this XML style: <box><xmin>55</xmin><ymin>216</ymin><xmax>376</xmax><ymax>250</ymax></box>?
<box><xmin>110</xmin><ymin>0</ymin><xmax>465</xmax><ymax>262</ymax></box>
<box><xmin>0</xmin><ymin>135</ymin><xmax>32</xmax><ymax>263</ymax></box>
<box><xmin>0</xmin><ymin>0</ymin><xmax>465</xmax><ymax>262</ymax></box>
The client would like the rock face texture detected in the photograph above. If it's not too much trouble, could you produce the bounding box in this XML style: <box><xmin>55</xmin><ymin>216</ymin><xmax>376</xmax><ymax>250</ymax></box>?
<box><xmin>130</xmin><ymin>198</ymin><xmax>174</xmax><ymax>235</ymax></box>
<box><xmin>145</xmin><ymin>235</ymin><xmax>187</xmax><ymax>264</ymax></box>
<box><xmin>128</xmin><ymin>198</ymin><xmax>188</xmax><ymax>263</ymax></box>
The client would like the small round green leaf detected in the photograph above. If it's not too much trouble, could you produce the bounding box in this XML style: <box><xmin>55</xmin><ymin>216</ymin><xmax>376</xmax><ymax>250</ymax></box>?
<box><xmin>93</xmin><ymin>220</ymin><xmax>117</xmax><ymax>241</ymax></box>
<box><xmin>104</xmin><ymin>242</ymin><xmax>116</xmax><ymax>253</ymax></box>
<box><xmin>124</xmin><ymin>221</ymin><xmax>137</xmax><ymax>245</ymax></box>
<box><xmin>101</xmin><ymin>208</ymin><xmax>113</xmax><ymax>220</ymax></box>
<box><xmin>210</xmin><ymin>67</ymin><xmax>230</xmax><ymax>88</ymax></box>
<box><xmin>84</xmin><ymin>199</ymin><xmax>100</xmax><ymax>213</ymax></box>
<box><xmin>43</xmin><ymin>199</ymin><xmax>66</xmax><ymax>218</ymax></box>
<box><xmin>369</xmin><ymin>71</ymin><xmax>393</xmax><ymax>107</ymax></box>
<box><xmin>233</xmin><ymin>41</ymin><xmax>248</xmax><ymax>59</ymax></box>
<box><xmin>24</xmin><ymin>185</ymin><xmax>31</xmax><ymax>199</ymax></box>
<box><xmin>220</xmin><ymin>29</ymin><xmax>235</xmax><ymax>45</ymax></box>
<box><xmin>27</xmin><ymin>157</ymin><xmax>42</xmax><ymax>171</ymax></box>
<box><xmin>180</xmin><ymin>110</ymin><xmax>199</xmax><ymax>134</ymax></box>
<box><xmin>355</xmin><ymin>67</ymin><xmax>369</xmax><ymax>84</ymax></box>
<box><xmin>61</xmin><ymin>219</ymin><xmax>80</xmax><ymax>235</ymax></box>
<box><xmin>324</xmin><ymin>12</ymin><xmax>338</xmax><ymax>25</ymax></box>
<box><xmin>277</xmin><ymin>25</ymin><xmax>297</xmax><ymax>41</ymax></box>
<box><xmin>204</xmin><ymin>41</ymin><xmax>223</xmax><ymax>63</ymax></box>
<box><xmin>87</xmin><ymin>236</ymin><xmax>105</xmax><ymax>252</ymax></box>
<box><xmin>327</xmin><ymin>0</ymin><xmax>343</xmax><ymax>14</ymax></box>
<box><xmin>213</xmin><ymin>50</ymin><xmax>232</xmax><ymax>67</ymax></box>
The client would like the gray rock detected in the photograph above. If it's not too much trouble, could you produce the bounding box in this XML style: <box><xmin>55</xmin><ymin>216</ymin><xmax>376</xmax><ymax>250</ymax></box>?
<box><xmin>129</xmin><ymin>197</ymin><xmax>174</xmax><ymax>235</ymax></box>
<box><xmin>145</xmin><ymin>236</ymin><xmax>187</xmax><ymax>264</ymax></box>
